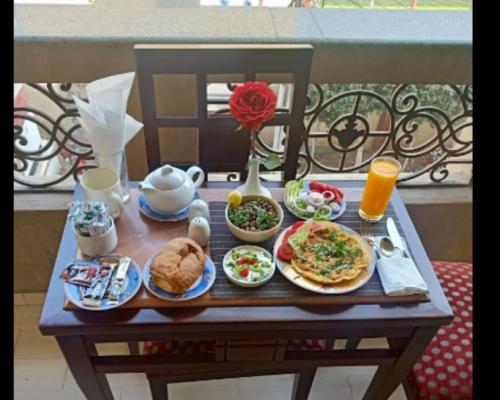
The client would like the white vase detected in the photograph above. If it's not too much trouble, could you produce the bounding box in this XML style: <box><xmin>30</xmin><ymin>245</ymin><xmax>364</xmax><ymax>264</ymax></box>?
<box><xmin>237</xmin><ymin>155</ymin><xmax>271</xmax><ymax>198</ymax></box>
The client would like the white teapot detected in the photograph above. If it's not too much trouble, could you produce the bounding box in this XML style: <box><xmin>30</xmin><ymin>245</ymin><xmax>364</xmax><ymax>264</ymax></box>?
<box><xmin>138</xmin><ymin>164</ymin><xmax>205</xmax><ymax>214</ymax></box>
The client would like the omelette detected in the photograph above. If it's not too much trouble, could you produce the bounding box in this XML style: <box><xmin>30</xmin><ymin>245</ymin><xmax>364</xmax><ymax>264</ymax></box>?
<box><xmin>290</xmin><ymin>222</ymin><xmax>369</xmax><ymax>285</ymax></box>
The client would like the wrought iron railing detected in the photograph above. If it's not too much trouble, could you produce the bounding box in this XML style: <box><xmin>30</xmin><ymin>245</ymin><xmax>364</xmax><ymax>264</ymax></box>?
<box><xmin>297</xmin><ymin>83</ymin><xmax>472</xmax><ymax>184</ymax></box>
<box><xmin>14</xmin><ymin>82</ymin><xmax>472</xmax><ymax>190</ymax></box>
<box><xmin>14</xmin><ymin>83</ymin><xmax>94</xmax><ymax>189</ymax></box>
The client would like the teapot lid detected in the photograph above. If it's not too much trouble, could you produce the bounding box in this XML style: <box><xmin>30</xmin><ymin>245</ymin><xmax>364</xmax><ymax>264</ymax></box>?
<box><xmin>150</xmin><ymin>165</ymin><xmax>185</xmax><ymax>190</ymax></box>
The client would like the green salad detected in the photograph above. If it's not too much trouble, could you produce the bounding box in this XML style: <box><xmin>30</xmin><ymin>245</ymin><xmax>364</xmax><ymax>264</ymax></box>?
<box><xmin>228</xmin><ymin>199</ymin><xmax>278</xmax><ymax>231</ymax></box>
<box><xmin>226</xmin><ymin>249</ymin><xmax>273</xmax><ymax>282</ymax></box>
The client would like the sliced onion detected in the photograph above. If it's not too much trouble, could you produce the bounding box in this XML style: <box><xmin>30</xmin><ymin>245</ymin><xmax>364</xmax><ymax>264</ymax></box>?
<box><xmin>317</xmin><ymin>205</ymin><xmax>332</xmax><ymax>218</ymax></box>
<box><xmin>307</xmin><ymin>192</ymin><xmax>324</xmax><ymax>207</ymax></box>
<box><xmin>331</xmin><ymin>202</ymin><xmax>341</xmax><ymax>213</ymax></box>
<box><xmin>322</xmin><ymin>191</ymin><xmax>335</xmax><ymax>201</ymax></box>
<box><xmin>293</xmin><ymin>197</ymin><xmax>308</xmax><ymax>211</ymax></box>
<box><xmin>298</xmin><ymin>189</ymin><xmax>310</xmax><ymax>200</ymax></box>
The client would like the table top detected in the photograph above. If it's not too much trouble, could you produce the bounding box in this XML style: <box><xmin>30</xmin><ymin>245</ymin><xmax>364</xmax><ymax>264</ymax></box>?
<box><xmin>39</xmin><ymin>181</ymin><xmax>452</xmax><ymax>337</ymax></box>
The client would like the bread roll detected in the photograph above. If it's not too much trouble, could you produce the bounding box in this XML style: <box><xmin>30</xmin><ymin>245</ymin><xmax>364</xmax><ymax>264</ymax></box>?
<box><xmin>151</xmin><ymin>237</ymin><xmax>206</xmax><ymax>294</ymax></box>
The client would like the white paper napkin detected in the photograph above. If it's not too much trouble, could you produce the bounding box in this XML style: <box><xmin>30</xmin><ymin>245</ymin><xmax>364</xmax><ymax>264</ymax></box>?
<box><xmin>377</xmin><ymin>256</ymin><xmax>429</xmax><ymax>296</ymax></box>
<box><xmin>72</xmin><ymin>72</ymin><xmax>143</xmax><ymax>156</ymax></box>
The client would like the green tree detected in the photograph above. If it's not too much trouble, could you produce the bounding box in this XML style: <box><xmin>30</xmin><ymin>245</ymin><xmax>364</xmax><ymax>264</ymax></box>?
<box><xmin>306</xmin><ymin>83</ymin><xmax>467</xmax><ymax>127</ymax></box>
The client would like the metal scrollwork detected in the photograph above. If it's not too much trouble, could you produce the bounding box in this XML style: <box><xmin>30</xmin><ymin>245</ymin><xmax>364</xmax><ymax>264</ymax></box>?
<box><xmin>302</xmin><ymin>84</ymin><xmax>472</xmax><ymax>184</ymax></box>
<box><xmin>14</xmin><ymin>82</ymin><xmax>472</xmax><ymax>189</ymax></box>
<box><xmin>14</xmin><ymin>83</ymin><xmax>93</xmax><ymax>189</ymax></box>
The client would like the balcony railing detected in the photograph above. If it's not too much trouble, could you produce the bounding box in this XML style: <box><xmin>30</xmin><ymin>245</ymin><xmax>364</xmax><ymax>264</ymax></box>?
<box><xmin>14</xmin><ymin>4</ymin><xmax>472</xmax><ymax>192</ymax></box>
<box><xmin>14</xmin><ymin>81</ymin><xmax>472</xmax><ymax>189</ymax></box>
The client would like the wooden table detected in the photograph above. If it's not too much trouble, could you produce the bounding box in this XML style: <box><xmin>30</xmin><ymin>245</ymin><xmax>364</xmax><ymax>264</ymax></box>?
<box><xmin>39</xmin><ymin>181</ymin><xmax>452</xmax><ymax>400</ymax></box>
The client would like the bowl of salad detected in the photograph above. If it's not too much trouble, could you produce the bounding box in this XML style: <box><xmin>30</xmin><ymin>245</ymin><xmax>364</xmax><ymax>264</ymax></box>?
<box><xmin>225</xmin><ymin>195</ymin><xmax>283</xmax><ymax>243</ymax></box>
<box><xmin>223</xmin><ymin>246</ymin><xmax>275</xmax><ymax>287</ymax></box>
<box><xmin>284</xmin><ymin>179</ymin><xmax>346</xmax><ymax>221</ymax></box>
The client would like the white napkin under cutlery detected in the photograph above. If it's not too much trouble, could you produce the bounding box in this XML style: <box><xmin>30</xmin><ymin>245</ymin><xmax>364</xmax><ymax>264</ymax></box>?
<box><xmin>374</xmin><ymin>237</ymin><xmax>429</xmax><ymax>296</ymax></box>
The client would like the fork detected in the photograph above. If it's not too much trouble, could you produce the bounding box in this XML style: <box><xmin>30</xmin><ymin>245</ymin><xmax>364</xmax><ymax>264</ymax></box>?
<box><xmin>359</xmin><ymin>221</ymin><xmax>375</xmax><ymax>247</ymax></box>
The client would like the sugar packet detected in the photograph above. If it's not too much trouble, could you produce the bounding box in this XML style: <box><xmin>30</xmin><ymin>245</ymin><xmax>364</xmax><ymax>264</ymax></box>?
<box><xmin>68</xmin><ymin>201</ymin><xmax>113</xmax><ymax>237</ymax></box>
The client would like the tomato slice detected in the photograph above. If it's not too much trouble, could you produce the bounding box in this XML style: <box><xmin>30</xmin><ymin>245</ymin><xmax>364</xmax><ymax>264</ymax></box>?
<box><xmin>291</xmin><ymin>221</ymin><xmax>305</xmax><ymax>230</ymax></box>
<box><xmin>283</xmin><ymin>229</ymin><xmax>296</xmax><ymax>243</ymax></box>
<box><xmin>277</xmin><ymin>242</ymin><xmax>293</xmax><ymax>262</ymax></box>
<box><xmin>328</xmin><ymin>185</ymin><xmax>344</xmax><ymax>201</ymax></box>
<box><xmin>236</xmin><ymin>257</ymin><xmax>249</xmax><ymax>265</ymax></box>
<box><xmin>309</xmin><ymin>181</ymin><xmax>324</xmax><ymax>192</ymax></box>
<box><xmin>239</xmin><ymin>269</ymin><xmax>249</xmax><ymax>277</ymax></box>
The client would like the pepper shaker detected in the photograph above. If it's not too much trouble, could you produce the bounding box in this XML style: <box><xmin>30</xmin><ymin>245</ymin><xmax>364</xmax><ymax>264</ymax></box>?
<box><xmin>188</xmin><ymin>216</ymin><xmax>211</xmax><ymax>247</ymax></box>
<box><xmin>188</xmin><ymin>199</ymin><xmax>210</xmax><ymax>223</ymax></box>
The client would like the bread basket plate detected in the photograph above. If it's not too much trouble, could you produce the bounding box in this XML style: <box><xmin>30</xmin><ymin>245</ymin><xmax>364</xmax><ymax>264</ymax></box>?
<box><xmin>142</xmin><ymin>254</ymin><xmax>216</xmax><ymax>302</ymax></box>
<box><xmin>222</xmin><ymin>245</ymin><xmax>276</xmax><ymax>288</ymax></box>
<box><xmin>284</xmin><ymin>182</ymin><xmax>346</xmax><ymax>221</ymax></box>
<box><xmin>273</xmin><ymin>223</ymin><xmax>376</xmax><ymax>295</ymax></box>
<box><xmin>64</xmin><ymin>255</ymin><xmax>142</xmax><ymax>311</ymax></box>
<box><xmin>139</xmin><ymin>192</ymin><xmax>200</xmax><ymax>222</ymax></box>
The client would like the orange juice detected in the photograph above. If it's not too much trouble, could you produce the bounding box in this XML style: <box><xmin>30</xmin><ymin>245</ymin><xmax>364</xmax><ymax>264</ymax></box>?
<box><xmin>359</xmin><ymin>157</ymin><xmax>401</xmax><ymax>221</ymax></box>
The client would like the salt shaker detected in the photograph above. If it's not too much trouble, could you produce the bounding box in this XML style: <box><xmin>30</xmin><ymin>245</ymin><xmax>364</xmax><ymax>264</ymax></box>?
<box><xmin>188</xmin><ymin>199</ymin><xmax>210</xmax><ymax>223</ymax></box>
<box><xmin>188</xmin><ymin>216</ymin><xmax>211</xmax><ymax>247</ymax></box>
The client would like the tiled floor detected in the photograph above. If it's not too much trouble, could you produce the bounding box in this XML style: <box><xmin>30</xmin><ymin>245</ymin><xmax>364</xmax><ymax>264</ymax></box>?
<box><xmin>14</xmin><ymin>302</ymin><xmax>408</xmax><ymax>400</ymax></box>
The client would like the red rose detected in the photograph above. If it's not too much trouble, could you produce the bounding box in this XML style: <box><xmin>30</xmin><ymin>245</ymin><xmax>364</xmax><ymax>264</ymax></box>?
<box><xmin>229</xmin><ymin>81</ymin><xmax>277</xmax><ymax>130</ymax></box>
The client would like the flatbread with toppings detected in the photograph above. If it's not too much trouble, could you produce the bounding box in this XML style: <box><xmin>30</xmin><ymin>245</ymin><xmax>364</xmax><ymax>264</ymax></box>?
<box><xmin>287</xmin><ymin>221</ymin><xmax>369</xmax><ymax>285</ymax></box>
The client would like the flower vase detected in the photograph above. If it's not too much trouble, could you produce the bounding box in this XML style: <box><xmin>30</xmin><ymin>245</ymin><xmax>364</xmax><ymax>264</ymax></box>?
<box><xmin>237</xmin><ymin>155</ymin><xmax>271</xmax><ymax>198</ymax></box>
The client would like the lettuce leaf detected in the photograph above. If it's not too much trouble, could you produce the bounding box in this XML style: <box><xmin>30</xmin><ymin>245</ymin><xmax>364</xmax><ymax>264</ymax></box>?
<box><xmin>287</xmin><ymin>220</ymin><xmax>312</xmax><ymax>251</ymax></box>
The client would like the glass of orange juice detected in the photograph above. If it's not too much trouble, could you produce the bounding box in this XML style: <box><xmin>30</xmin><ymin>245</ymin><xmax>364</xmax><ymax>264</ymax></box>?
<box><xmin>359</xmin><ymin>156</ymin><xmax>401</xmax><ymax>222</ymax></box>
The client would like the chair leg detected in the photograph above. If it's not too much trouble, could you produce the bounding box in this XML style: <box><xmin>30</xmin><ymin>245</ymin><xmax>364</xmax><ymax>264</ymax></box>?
<box><xmin>127</xmin><ymin>341</ymin><xmax>140</xmax><ymax>355</ymax></box>
<box><xmin>402</xmin><ymin>376</ymin><xmax>416</xmax><ymax>400</ymax></box>
<box><xmin>346</xmin><ymin>338</ymin><xmax>361</xmax><ymax>350</ymax></box>
<box><xmin>291</xmin><ymin>368</ymin><xmax>317</xmax><ymax>400</ymax></box>
<box><xmin>148</xmin><ymin>376</ymin><xmax>168</xmax><ymax>400</ymax></box>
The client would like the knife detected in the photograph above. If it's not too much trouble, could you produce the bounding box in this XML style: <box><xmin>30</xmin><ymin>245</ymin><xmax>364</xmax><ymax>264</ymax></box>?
<box><xmin>386</xmin><ymin>217</ymin><xmax>407</xmax><ymax>257</ymax></box>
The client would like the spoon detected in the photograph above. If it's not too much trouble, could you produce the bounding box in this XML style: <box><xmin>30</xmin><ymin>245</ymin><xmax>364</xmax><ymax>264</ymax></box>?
<box><xmin>378</xmin><ymin>236</ymin><xmax>398</xmax><ymax>258</ymax></box>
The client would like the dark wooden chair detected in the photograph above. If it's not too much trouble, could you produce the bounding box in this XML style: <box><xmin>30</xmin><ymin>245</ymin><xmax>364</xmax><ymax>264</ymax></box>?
<box><xmin>134</xmin><ymin>44</ymin><xmax>313</xmax><ymax>180</ymax></box>
<box><xmin>133</xmin><ymin>44</ymin><xmax>323</xmax><ymax>400</ymax></box>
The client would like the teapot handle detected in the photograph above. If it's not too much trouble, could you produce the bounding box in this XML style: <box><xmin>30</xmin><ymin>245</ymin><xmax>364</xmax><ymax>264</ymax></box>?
<box><xmin>186</xmin><ymin>166</ymin><xmax>205</xmax><ymax>189</ymax></box>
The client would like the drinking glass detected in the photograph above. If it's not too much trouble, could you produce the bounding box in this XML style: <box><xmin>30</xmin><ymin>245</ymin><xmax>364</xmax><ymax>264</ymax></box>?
<box><xmin>94</xmin><ymin>150</ymin><xmax>130</xmax><ymax>203</ymax></box>
<box><xmin>359</xmin><ymin>156</ymin><xmax>401</xmax><ymax>222</ymax></box>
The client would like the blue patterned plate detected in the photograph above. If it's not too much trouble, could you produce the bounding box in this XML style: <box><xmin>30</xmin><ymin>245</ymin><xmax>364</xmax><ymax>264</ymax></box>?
<box><xmin>142</xmin><ymin>254</ymin><xmax>216</xmax><ymax>302</ymax></box>
<box><xmin>139</xmin><ymin>192</ymin><xmax>200</xmax><ymax>222</ymax></box>
<box><xmin>63</xmin><ymin>255</ymin><xmax>142</xmax><ymax>311</ymax></box>
<box><xmin>284</xmin><ymin>181</ymin><xmax>347</xmax><ymax>221</ymax></box>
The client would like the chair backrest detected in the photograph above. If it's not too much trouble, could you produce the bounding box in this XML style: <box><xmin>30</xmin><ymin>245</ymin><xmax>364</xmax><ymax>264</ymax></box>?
<box><xmin>134</xmin><ymin>44</ymin><xmax>313</xmax><ymax>180</ymax></box>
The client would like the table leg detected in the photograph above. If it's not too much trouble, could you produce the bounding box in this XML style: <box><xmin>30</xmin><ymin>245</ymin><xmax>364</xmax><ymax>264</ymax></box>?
<box><xmin>291</xmin><ymin>368</ymin><xmax>317</xmax><ymax>400</ymax></box>
<box><xmin>57</xmin><ymin>336</ymin><xmax>114</xmax><ymax>400</ymax></box>
<box><xmin>362</xmin><ymin>327</ymin><xmax>437</xmax><ymax>400</ymax></box>
<box><xmin>148</xmin><ymin>376</ymin><xmax>169</xmax><ymax>400</ymax></box>
<box><xmin>127</xmin><ymin>341</ymin><xmax>140</xmax><ymax>355</ymax></box>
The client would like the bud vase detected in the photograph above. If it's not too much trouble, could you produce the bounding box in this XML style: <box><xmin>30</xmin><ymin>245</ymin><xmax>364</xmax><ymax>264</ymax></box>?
<box><xmin>237</xmin><ymin>155</ymin><xmax>271</xmax><ymax>198</ymax></box>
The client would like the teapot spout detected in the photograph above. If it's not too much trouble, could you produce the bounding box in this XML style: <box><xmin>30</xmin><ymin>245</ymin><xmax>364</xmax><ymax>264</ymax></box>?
<box><xmin>138</xmin><ymin>180</ymin><xmax>155</xmax><ymax>192</ymax></box>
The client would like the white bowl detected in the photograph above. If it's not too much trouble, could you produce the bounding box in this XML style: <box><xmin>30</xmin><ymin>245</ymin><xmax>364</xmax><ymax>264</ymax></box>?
<box><xmin>225</xmin><ymin>195</ymin><xmax>283</xmax><ymax>243</ymax></box>
<box><xmin>222</xmin><ymin>245</ymin><xmax>275</xmax><ymax>287</ymax></box>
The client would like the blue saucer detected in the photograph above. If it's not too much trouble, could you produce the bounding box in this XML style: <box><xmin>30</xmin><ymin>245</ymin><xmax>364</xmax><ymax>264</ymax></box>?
<box><xmin>63</xmin><ymin>255</ymin><xmax>142</xmax><ymax>311</ymax></box>
<box><xmin>139</xmin><ymin>192</ymin><xmax>200</xmax><ymax>222</ymax></box>
<box><xmin>142</xmin><ymin>254</ymin><xmax>216</xmax><ymax>302</ymax></box>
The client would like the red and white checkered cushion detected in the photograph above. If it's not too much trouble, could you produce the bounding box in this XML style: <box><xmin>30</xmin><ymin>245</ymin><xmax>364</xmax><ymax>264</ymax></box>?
<box><xmin>143</xmin><ymin>340</ymin><xmax>216</xmax><ymax>355</ymax></box>
<box><xmin>408</xmin><ymin>261</ymin><xmax>473</xmax><ymax>400</ymax></box>
<box><xmin>143</xmin><ymin>339</ymin><xmax>326</xmax><ymax>355</ymax></box>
